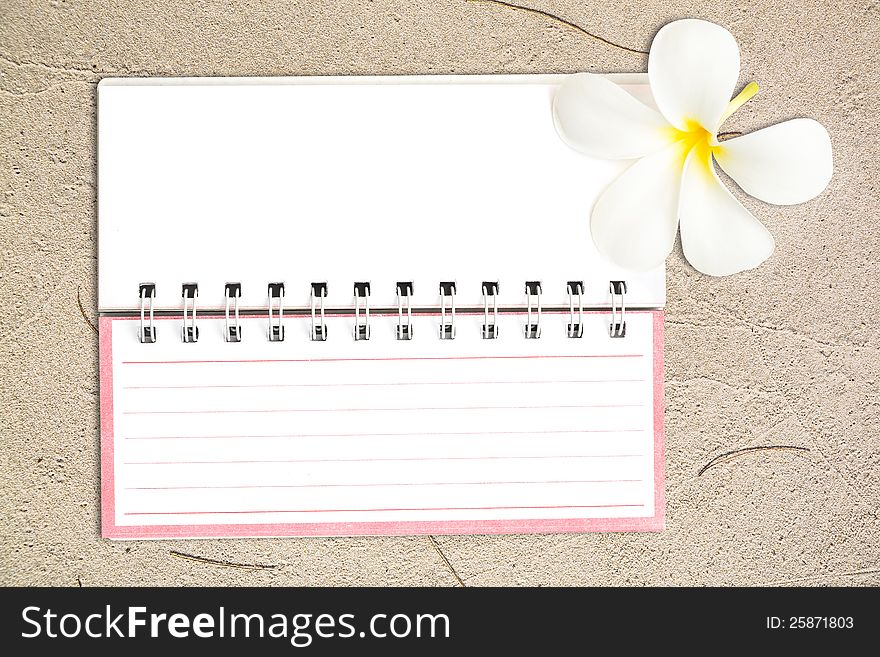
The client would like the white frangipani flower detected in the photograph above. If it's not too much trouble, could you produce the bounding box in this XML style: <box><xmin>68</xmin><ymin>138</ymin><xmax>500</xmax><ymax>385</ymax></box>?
<box><xmin>553</xmin><ymin>18</ymin><xmax>833</xmax><ymax>276</ymax></box>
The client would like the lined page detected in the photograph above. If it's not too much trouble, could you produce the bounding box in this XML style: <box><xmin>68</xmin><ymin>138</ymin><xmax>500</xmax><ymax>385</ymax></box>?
<box><xmin>101</xmin><ymin>311</ymin><xmax>662</xmax><ymax>538</ymax></box>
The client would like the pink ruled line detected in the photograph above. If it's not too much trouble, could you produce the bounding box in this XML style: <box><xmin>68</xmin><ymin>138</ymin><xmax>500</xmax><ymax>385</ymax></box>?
<box><xmin>122</xmin><ymin>378</ymin><xmax>645</xmax><ymax>390</ymax></box>
<box><xmin>125</xmin><ymin>428</ymin><xmax>646</xmax><ymax>440</ymax></box>
<box><xmin>125</xmin><ymin>503</ymin><xmax>646</xmax><ymax>516</ymax></box>
<box><xmin>122</xmin><ymin>403</ymin><xmax>644</xmax><ymax>416</ymax></box>
<box><xmin>124</xmin><ymin>454</ymin><xmax>642</xmax><ymax>465</ymax></box>
<box><xmin>125</xmin><ymin>478</ymin><xmax>643</xmax><ymax>490</ymax></box>
<box><xmin>121</xmin><ymin>354</ymin><xmax>645</xmax><ymax>365</ymax></box>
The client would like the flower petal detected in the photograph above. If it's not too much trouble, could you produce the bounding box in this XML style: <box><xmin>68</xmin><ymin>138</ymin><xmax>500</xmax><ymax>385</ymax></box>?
<box><xmin>679</xmin><ymin>148</ymin><xmax>775</xmax><ymax>276</ymax></box>
<box><xmin>713</xmin><ymin>118</ymin><xmax>833</xmax><ymax>205</ymax></box>
<box><xmin>553</xmin><ymin>73</ymin><xmax>673</xmax><ymax>159</ymax></box>
<box><xmin>591</xmin><ymin>140</ymin><xmax>689</xmax><ymax>271</ymax></box>
<box><xmin>648</xmin><ymin>19</ymin><xmax>740</xmax><ymax>133</ymax></box>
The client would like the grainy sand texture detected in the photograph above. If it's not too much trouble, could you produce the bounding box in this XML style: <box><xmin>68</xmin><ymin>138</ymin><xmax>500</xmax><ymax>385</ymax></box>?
<box><xmin>1</xmin><ymin>0</ymin><xmax>878</xmax><ymax>586</ymax></box>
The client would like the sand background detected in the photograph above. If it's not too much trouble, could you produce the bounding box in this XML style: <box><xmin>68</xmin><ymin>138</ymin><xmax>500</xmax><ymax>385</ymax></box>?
<box><xmin>1</xmin><ymin>0</ymin><xmax>878</xmax><ymax>586</ymax></box>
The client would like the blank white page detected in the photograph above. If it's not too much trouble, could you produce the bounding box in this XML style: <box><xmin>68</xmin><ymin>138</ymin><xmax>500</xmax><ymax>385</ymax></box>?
<box><xmin>97</xmin><ymin>75</ymin><xmax>665</xmax><ymax>312</ymax></box>
<box><xmin>100</xmin><ymin>311</ymin><xmax>664</xmax><ymax>538</ymax></box>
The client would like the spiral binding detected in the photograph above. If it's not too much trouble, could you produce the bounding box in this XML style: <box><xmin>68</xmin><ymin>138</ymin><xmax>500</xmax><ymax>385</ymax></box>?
<box><xmin>138</xmin><ymin>283</ymin><xmax>157</xmax><ymax>343</ymax></box>
<box><xmin>311</xmin><ymin>282</ymin><xmax>328</xmax><ymax>341</ymax></box>
<box><xmin>181</xmin><ymin>283</ymin><xmax>199</xmax><ymax>343</ymax></box>
<box><xmin>268</xmin><ymin>282</ymin><xmax>285</xmax><ymax>342</ymax></box>
<box><xmin>567</xmin><ymin>281</ymin><xmax>584</xmax><ymax>339</ymax></box>
<box><xmin>396</xmin><ymin>282</ymin><xmax>414</xmax><ymax>341</ymax></box>
<box><xmin>482</xmin><ymin>281</ymin><xmax>499</xmax><ymax>339</ymax></box>
<box><xmin>225</xmin><ymin>283</ymin><xmax>242</xmax><ymax>342</ymax></box>
<box><xmin>134</xmin><ymin>279</ymin><xmax>631</xmax><ymax>342</ymax></box>
<box><xmin>353</xmin><ymin>282</ymin><xmax>371</xmax><ymax>341</ymax></box>
<box><xmin>609</xmin><ymin>280</ymin><xmax>627</xmax><ymax>338</ymax></box>
<box><xmin>439</xmin><ymin>282</ymin><xmax>456</xmax><ymax>340</ymax></box>
<box><xmin>524</xmin><ymin>281</ymin><xmax>541</xmax><ymax>339</ymax></box>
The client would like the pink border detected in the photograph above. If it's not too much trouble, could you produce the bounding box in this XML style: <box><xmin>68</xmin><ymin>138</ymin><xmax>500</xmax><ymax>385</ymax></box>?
<box><xmin>99</xmin><ymin>316</ymin><xmax>117</xmax><ymax>537</ymax></box>
<box><xmin>99</xmin><ymin>311</ymin><xmax>665</xmax><ymax>538</ymax></box>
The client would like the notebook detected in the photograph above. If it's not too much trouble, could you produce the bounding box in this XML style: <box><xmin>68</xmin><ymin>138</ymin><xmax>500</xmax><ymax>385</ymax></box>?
<box><xmin>97</xmin><ymin>74</ymin><xmax>665</xmax><ymax>539</ymax></box>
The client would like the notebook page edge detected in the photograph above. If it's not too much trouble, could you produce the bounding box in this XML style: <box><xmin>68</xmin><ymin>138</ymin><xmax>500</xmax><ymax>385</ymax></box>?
<box><xmin>100</xmin><ymin>310</ymin><xmax>664</xmax><ymax>538</ymax></box>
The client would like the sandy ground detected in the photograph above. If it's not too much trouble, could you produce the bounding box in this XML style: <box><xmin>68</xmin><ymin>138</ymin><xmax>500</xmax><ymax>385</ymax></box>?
<box><xmin>1</xmin><ymin>0</ymin><xmax>878</xmax><ymax>586</ymax></box>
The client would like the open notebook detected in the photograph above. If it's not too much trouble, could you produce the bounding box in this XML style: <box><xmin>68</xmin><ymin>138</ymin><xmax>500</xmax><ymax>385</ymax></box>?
<box><xmin>98</xmin><ymin>74</ymin><xmax>665</xmax><ymax>539</ymax></box>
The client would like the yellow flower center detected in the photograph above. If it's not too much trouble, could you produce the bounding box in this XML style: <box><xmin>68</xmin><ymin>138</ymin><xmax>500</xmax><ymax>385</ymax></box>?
<box><xmin>665</xmin><ymin>82</ymin><xmax>760</xmax><ymax>177</ymax></box>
